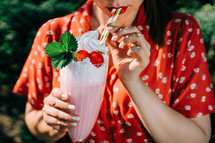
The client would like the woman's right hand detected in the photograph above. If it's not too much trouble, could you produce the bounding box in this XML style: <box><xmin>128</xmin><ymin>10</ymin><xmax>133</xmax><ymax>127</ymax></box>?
<box><xmin>42</xmin><ymin>88</ymin><xmax>80</xmax><ymax>136</ymax></box>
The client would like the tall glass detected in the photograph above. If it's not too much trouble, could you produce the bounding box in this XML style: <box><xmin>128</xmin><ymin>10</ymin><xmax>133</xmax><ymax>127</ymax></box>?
<box><xmin>60</xmin><ymin>59</ymin><xmax>108</xmax><ymax>142</ymax></box>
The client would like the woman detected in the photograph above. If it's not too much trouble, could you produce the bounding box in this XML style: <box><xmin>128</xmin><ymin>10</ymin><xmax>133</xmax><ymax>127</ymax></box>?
<box><xmin>13</xmin><ymin>0</ymin><xmax>215</xmax><ymax>142</ymax></box>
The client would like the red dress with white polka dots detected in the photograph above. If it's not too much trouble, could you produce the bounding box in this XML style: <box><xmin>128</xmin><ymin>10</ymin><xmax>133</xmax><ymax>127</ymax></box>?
<box><xmin>13</xmin><ymin>0</ymin><xmax>215</xmax><ymax>142</ymax></box>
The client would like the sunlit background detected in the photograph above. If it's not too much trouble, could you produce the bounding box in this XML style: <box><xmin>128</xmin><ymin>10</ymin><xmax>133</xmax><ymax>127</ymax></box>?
<box><xmin>0</xmin><ymin>0</ymin><xmax>214</xmax><ymax>142</ymax></box>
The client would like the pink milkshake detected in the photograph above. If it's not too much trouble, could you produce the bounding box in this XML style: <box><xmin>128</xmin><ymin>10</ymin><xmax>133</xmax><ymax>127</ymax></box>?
<box><xmin>60</xmin><ymin>30</ymin><xmax>109</xmax><ymax>142</ymax></box>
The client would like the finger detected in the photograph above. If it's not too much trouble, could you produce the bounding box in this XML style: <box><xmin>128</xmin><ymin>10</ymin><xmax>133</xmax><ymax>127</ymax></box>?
<box><xmin>121</xmin><ymin>32</ymin><xmax>151</xmax><ymax>57</ymax></box>
<box><xmin>127</xmin><ymin>44</ymin><xmax>136</xmax><ymax>57</ymax></box>
<box><xmin>127</xmin><ymin>46</ymin><xmax>150</xmax><ymax>66</ymax></box>
<box><xmin>42</xmin><ymin>105</ymin><xmax>80</xmax><ymax>123</ymax></box>
<box><xmin>117</xmin><ymin>26</ymin><xmax>139</xmax><ymax>37</ymax></box>
<box><xmin>109</xmin><ymin>26</ymin><xmax>149</xmax><ymax>50</ymax></box>
<box><xmin>109</xmin><ymin>26</ymin><xmax>139</xmax><ymax>40</ymax></box>
<box><xmin>44</xmin><ymin>113</ymin><xmax>78</xmax><ymax>128</ymax></box>
<box><xmin>51</xmin><ymin>88</ymin><xmax>68</xmax><ymax>101</ymax></box>
<box><xmin>141</xmin><ymin>41</ymin><xmax>151</xmax><ymax>58</ymax></box>
<box><xmin>108</xmin><ymin>26</ymin><xmax>127</xmax><ymax>42</ymax></box>
<box><xmin>44</xmin><ymin>113</ymin><xmax>70</xmax><ymax>128</ymax></box>
<box><xmin>44</xmin><ymin>95</ymin><xmax>75</xmax><ymax>111</ymax></box>
<box><xmin>120</xmin><ymin>32</ymin><xmax>142</xmax><ymax>46</ymax></box>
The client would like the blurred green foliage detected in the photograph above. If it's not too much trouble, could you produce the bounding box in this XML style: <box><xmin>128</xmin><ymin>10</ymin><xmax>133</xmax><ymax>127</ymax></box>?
<box><xmin>0</xmin><ymin>0</ymin><xmax>82</xmax><ymax>85</ymax></box>
<box><xmin>0</xmin><ymin>0</ymin><xmax>83</xmax><ymax>142</ymax></box>
<box><xmin>164</xmin><ymin>0</ymin><xmax>214</xmax><ymax>11</ymax></box>
<box><xmin>0</xmin><ymin>0</ymin><xmax>214</xmax><ymax>143</ymax></box>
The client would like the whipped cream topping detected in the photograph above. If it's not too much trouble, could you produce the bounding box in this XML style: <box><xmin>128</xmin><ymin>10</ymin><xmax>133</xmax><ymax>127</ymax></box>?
<box><xmin>60</xmin><ymin>31</ymin><xmax>109</xmax><ymax>85</ymax></box>
<box><xmin>76</xmin><ymin>30</ymin><xmax>109</xmax><ymax>54</ymax></box>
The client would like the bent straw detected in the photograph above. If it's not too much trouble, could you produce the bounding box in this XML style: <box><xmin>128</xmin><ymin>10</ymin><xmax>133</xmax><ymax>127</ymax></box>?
<box><xmin>100</xmin><ymin>8</ymin><xmax>122</xmax><ymax>46</ymax></box>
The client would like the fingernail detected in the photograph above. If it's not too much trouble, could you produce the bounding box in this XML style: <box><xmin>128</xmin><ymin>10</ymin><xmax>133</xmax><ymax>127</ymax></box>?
<box><xmin>70</xmin><ymin>122</ymin><xmax>77</xmax><ymax>126</ymax></box>
<box><xmin>61</xmin><ymin>94</ymin><xmax>68</xmax><ymax>100</ymax></box>
<box><xmin>107</xmin><ymin>26</ymin><xmax>113</xmax><ymax>30</ymax></box>
<box><xmin>68</xmin><ymin>104</ymin><xmax>75</xmax><ymax>110</ymax></box>
<box><xmin>111</xmin><ymin>35</ymin><xmax>117</xmax><ymax>41</ymax></box>
<box><xmin>72</xmin><ymin>116</ymin><xmax>80</xmax><ymax>121</ymax></box>
<box><xmin>119</xmin><ymin>42</ymin><xmax>124</xmax><ymax>48</ymax></box>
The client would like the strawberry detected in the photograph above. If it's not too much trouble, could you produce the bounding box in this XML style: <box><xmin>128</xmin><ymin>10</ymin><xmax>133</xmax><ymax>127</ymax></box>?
<box><xmin>75</xmin><ymin>50</ymin><xmax>89</xmax><ymax>62</ymax></box>
<box><xmin>89</xmin><ymin>51</ymin><xmax>104</xmax><ymax>67</ymax></box>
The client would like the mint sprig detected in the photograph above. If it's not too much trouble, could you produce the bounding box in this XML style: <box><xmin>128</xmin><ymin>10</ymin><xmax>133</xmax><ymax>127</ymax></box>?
<box><xmin>45</xmin><ymin>32</ymin><xmax>78</xmax><ymax>70</ymax></box>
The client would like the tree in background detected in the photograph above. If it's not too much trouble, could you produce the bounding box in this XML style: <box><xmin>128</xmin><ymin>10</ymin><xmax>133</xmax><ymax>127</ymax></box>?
<box><xmin>0</xmin><ymin>0</ymin><xmax>80</xmax><ymax>86</ymax></box>
<box><xmin>164</xmin><ymin>0</ymin><xmax>214</xmax><ymax>11</ymax></box>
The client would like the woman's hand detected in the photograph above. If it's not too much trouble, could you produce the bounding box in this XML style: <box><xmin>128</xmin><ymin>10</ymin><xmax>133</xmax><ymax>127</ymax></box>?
<box><xmin>106</xmin><ymin>26</ymin><xmax>151</xmax><ymax>85</ymax></box>
<box><xmin>42</xmin><ymin>88</ymin><xmax>80</xmax><ymax>137</ymax></box>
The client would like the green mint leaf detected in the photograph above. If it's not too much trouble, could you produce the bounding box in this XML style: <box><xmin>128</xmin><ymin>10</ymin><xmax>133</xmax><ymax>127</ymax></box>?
<box><xmin>45</xmin><ymin>42</ymin><xmax>66</xmax><ymax>58</ymax></box>
<box><xmin>51</xmin><ymin>53</ymin><xmax>73</xmax><ymax>70</ymax></box>
<box><xmin>62</xmin><ymin>52</ymin><xmax>73</xmax><ymax>68</ymax></box>
<box><xmin>70</xmin><ymin>35</ymin><xmax>78</xmax><ymax>52</ymax></box>
<box><xmin>45</xmin><ymin>32</ymin><xmax>78</xmax><ymax>70</ymax></box>
<box><xmin>60</xmin><ymin>32</ymin><xmax>78</xmax><ymax>52</ymax></box>
<box><xmin>52</xmin><ymin>57</ymin><xmax>65</xmax><ymax>70</ymax></box>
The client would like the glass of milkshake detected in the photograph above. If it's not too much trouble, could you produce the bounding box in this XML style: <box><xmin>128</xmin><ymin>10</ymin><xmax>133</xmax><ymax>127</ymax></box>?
<box><xmin>60</xmin><ymin>30</ymin><xmax>109</xmax><ymax>142</ymax></box>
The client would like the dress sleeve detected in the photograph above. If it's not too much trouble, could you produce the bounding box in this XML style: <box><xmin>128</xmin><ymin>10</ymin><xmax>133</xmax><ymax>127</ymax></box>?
<box><xmin>170</xmin><ymin>14</ymin><xmax>215</xmax><ymax>118</ymax></box>
<box><xmin>13</xmin><ymin>21</ymin><xmax>53</xmax><ymax>110</ymax></box>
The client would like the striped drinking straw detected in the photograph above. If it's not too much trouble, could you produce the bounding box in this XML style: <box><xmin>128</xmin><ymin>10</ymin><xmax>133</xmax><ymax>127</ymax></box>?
<box><xmin>100</xmin><ymin>9</ymin><xmax>116</xmax><ymax>42</ymax></box>
<box><xmin>100</xmin><ymin>8</ymin><xmax>122</xmax><ymax>46</ymax></box>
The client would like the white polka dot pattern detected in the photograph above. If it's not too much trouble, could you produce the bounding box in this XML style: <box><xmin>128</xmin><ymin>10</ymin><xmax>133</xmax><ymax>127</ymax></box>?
<box><xmin>12</xmin><ymin>1</ymin><xmax>215</xmax><ymax>142</ymax></box>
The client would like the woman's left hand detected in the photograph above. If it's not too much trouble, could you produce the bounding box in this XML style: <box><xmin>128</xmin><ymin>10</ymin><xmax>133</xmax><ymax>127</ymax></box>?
<box><xmin>106</xmin><ymin>26</ymin><xmax>151</xmax><ymax>85</ymax></box>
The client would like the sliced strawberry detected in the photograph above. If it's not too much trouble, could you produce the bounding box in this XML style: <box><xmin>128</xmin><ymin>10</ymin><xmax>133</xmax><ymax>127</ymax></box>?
<box><xmin>75</xmin><ymin>50</ymin><xmax>89</xmax><ymax>62</ymax></box>
<box><xmin>89</xmin><ymin>51</ymin><xmax>104</xmax><ymax>67</ymax></box>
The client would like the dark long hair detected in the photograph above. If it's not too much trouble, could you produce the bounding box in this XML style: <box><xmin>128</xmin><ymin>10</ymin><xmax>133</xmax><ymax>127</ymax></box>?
<box><xmin>144</xmin><ymin>0</ymin><xmax>172</xmax><ymax>46</ymax></box>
